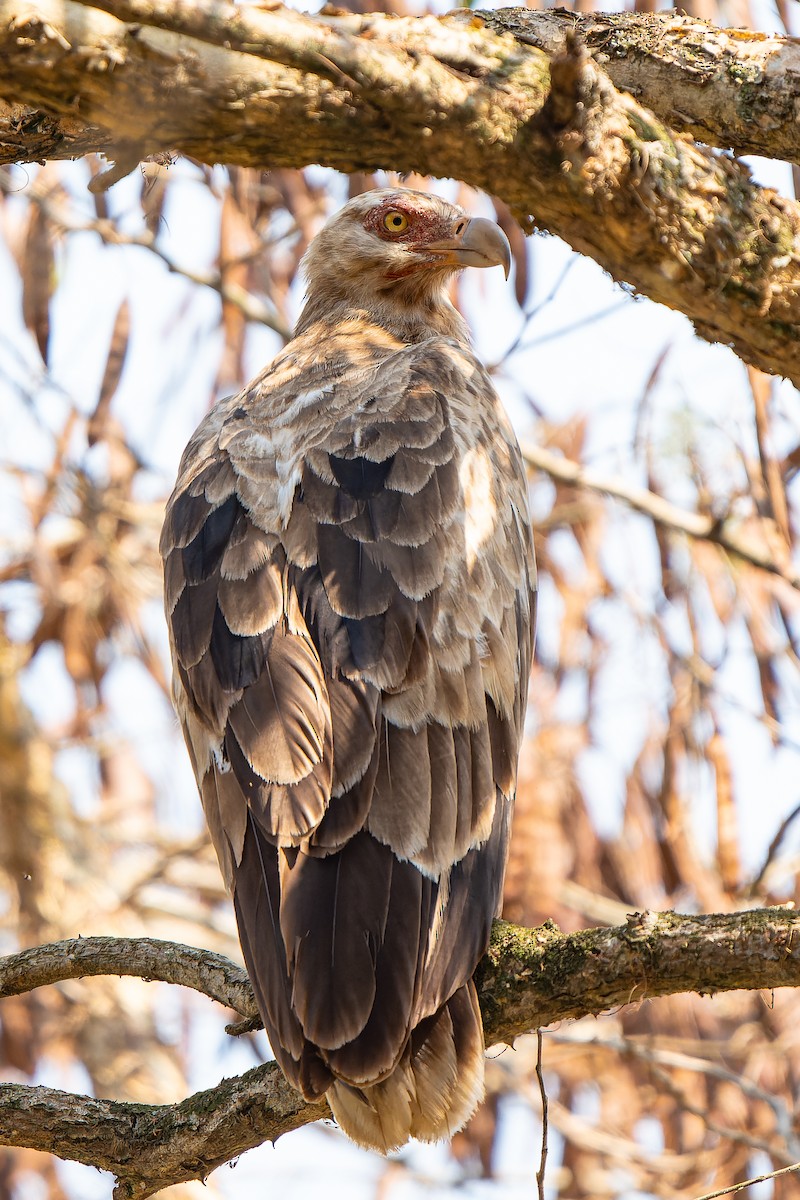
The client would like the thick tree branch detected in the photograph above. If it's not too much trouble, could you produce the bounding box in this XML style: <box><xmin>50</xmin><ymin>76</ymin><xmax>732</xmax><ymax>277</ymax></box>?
<box><xmin>2</xmin><ymin>910</ymin><xmax>800</xmax><ymax>1196</ymax></box>
<box><xmin>1</xmin><ymin>2</ymin><xmax>799</xmax><ymax>386</ymax></box>
<box><xmin>0</xmin><ymin>936</ymin><xmax>258</xmax><ymax>1018</ymax></box>
<box><xmin>483</xmin><ymin>9</ymin><xmax>800</xmax><ymax>164</ymax></box>
<box><xmin>5</xmin><ymin>8</ymin><xmax>799</xmax><ymax>166</ymax></box>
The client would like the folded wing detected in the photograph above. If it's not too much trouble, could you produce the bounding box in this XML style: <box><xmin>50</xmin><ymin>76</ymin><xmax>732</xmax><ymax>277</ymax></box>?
<box><xmin>161</xmin><ymin>331</ymin><xmax>536</xmax><ymax>1150</ymax></box>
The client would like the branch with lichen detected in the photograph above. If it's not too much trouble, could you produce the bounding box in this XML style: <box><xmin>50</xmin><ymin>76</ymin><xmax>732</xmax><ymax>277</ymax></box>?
<box><xmin>0</xmin><ymin>1</ymin><xmax>799</xmax><ymax>386</ymax></box>
<box><xmin>482</xmin><ymin>9</ymin><xmax>800</xmax><ymax>164</ymax></box>
<box><xmin>3</xmin><ymin>909</ymin><xmax>800</xmax><ymax>1197</ymax></box>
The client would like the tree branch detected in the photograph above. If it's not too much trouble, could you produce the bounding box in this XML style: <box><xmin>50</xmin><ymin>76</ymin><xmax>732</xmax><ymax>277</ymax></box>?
<box><xmin>521</xmin><ymin>441</ymin><xmax>800</xmax><ymax>590</ymax></box>
<box><xmin>1</xmin><ymin>1</ymin><xmax>799</xmax><ymax>386</ymax></box>
<box><xmin>483</xmin><ymin>9</ymin><xmax>800</xmax><ymax>164</ymax></box>
<box><xmin>0</xmin><ymin>168</ymin><xmax>292</xmax><ymax>339</ymax></box>
<box><xmin>3</xmin><ymin>909</ymin><xmax>800</xmax><ymax>1196</ymax></box>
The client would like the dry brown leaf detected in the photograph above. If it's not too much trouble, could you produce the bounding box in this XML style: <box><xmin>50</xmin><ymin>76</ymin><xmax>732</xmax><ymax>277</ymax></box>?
<box><xmin>89</xmin><ymin>298</ymin><xmax>131</xmax><ymax>446</ymax></box>
<box><xmin>708</xmin><ymin>730</ymin><xmax>741</xmax><ymax>894</ymax></box>
<box><xmin>21</xmin><ymin>198</ymin><xmax>56</xmax><ymax>364</ymax></box>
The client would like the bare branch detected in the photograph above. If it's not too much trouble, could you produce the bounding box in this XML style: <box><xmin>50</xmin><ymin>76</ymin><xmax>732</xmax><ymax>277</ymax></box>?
<box><xmin>0</xmin><ymin>2</ymin><xmax>799</xmax><ymax>384</ymax></box>
<box><xmin>521</xmin><ymin>441</ymin><xmax>800</xmax><ymax>590</ymax></box>
<box><xmin>0</xmin><ymin>1063</ymin><xmax>327</xmax><ymax>1200</ymax></box>
<box><xmin>0</xmin><ymin>935</ymin><xmax>258</xmax><ymax>1018</ymax></box>
<box><xmin>3</xmin><ymin>910</ymin><xmax>800</xmax><ymax>1195</ymax></box>
<box><xmin>0</xmin><ymin>168</ymin><xmax>291</xmax><ymax>339</ymax></box>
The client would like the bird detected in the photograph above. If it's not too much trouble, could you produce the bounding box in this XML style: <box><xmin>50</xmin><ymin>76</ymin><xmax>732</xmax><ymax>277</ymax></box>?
<box><xmin>160</xmin><ymin>187</ymin><xmax>536</xmax><ymax>1152</ymax></box>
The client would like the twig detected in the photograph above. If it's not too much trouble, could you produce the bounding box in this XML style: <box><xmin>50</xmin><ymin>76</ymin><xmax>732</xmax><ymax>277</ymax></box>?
<box><xmin>551</xmin><ymin>1026</ymin><xmax>800</xmax><ymax>1162</ymax></box>
<box><xmin>692</xmin><ymin>1162</ymin><xmax>800</xmax><ymax>1200</ymax></box>
<box><xmin>522</xmin><ymin>442</ymin><xmax>800</xmax><ymax>590</ymax></box>
<box><xmin>535</xmin><ymin>1030</ymin><xmax>548</xmax><ymax>1200</ymax></box>
<box><xmin>0</xmin><ymin>168</ymin><xmax>292</xmax><ymax>340</ymax></box>
<box><xmin>747</xmin><ymin>799</ymin><xmax>800</xmax><ymax>897</ymax></box>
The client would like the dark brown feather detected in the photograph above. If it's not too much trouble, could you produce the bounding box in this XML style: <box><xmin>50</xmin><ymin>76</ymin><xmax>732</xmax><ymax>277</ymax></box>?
<box><xmin>171</xmin><ymin>576</ymin><xmax>218</xmax><ymax>669</ymax></box>
<box><xmin>419</xmin><ymin>795</ymin><xmax>510</xmax><ymax>1019</ymax></box>
<box><xmin>486</xmin><ymin>697</ymin><xmax>518</xmax><ymax>797</ymax></box>
<box><xmin>217</xmin><ymin>562</ymin><xmax>283</xmax><ymax>636</ymax></box>
<box><xmin>329</xmin><ymin>453</ymin><xmax>394</xmax><ymax>498</ymax></box>
<box><xmin>177</xmin><ymin>656</ymin><xmax>234</xmax><ymax>732</ymax></box>
<box><xmin>233</xmin><ymin>816</ymin><xmax>319</xmax><ymax>1079</ymax></box>
<box><xmin>309</xmin><ymin>743</ymin><xmax>378</xmax><ymax>854</ymax></box>
<box><xmin>160</xmin><ymin>488</ymin><xmax>213</xmax><ymax>553</ymax></box>
<box><xmin>182</xmin><ymin>494</ymin><xmax>240</xmax><ymax>584</ymax></box>
<box><xmin>301</xmin><ymin>464</ymin><xmax>361</xmax><ymax>526</ymax></box>
<box><xmin>338</xmin><ymin>489</ymin><xmax>403</xmax><ymax>543</ymax></box>
<box><xmin>225</xmin><ymin>726</ymin><xmax>332</xmax><ymax>848</ymax></box>
<box><xmin>227</xmin><ymin>629</ymin><xmax>329</xmax><ymax>786</ymax></box>
<box><xmin>317</xmin><ymin>523</ymin><xmax>398</xmax><ymax>618</ymax></box>
<box><xmin>323</xmin><ymin>852</ymin><xmax>434</xmax><ymax>1083</ymax></box>
<box><xmin>326</xmin><ymin>673</ymin><xmax>380</xmax><ymax>793</ymax></box>
<box><xmin>209</xmin><ymin>606</ymin><xmax>267</xmax><ymax>692</ymax></box>
<box><xmin>416</xmin><ymin>723</ymin><xmax>458</xmax><ymax>873</ymax></box>
<box><xmin>163</xmin><ymin>549</ymin><xmax>185</xmax><ymax>617</ymax></box>
<box><xmin>368</xmin><ymin>723</ymin><xmax>432</xmax><ymax>861</ymax></box>
<box><xmin>279</xmin><ymin>832</ymin><xmax>392</xmax><ymax>1049</ymax></box>
<box><xmin>367</xmin><ymin>534</ymin><xmax>447</xmax><ymax>600</ymax></box>
<box><xmin>220</xmin><ymin>518</ymin><xmax>276</xmax><ymax>580</ymax></box>
<box><xmin>385</xmin><ymin>450</ymin><xmax>436</xmax><ymax>494</ymax></box>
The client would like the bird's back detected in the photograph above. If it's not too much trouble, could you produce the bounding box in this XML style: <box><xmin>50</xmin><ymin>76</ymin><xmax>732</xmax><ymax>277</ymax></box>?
<box><xmin>162</xmin><ymin>310</ymin><xmax>535</xmax><ymax>1151</ymax></box>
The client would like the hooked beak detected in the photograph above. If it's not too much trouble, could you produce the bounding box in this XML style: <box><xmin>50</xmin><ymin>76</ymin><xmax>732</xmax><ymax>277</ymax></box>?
<box><xmin>425</xmin><ymin>217</ymin><xmax>512</xmax><ymax>279</ymax></box>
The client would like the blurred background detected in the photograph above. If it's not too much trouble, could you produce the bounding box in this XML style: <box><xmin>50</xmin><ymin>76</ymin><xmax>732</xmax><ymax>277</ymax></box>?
<box><xmin>1</xmin><ymin>0</ymin><xmax>800</xmax><ymax>1196</ymax></box>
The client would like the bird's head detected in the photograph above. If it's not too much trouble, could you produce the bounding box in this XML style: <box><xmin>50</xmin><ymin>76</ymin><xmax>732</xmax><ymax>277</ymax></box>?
<box><xmin>297</xmin><ymin>188</ymin><xmax>512</xmax><ymax>339</ymax></box>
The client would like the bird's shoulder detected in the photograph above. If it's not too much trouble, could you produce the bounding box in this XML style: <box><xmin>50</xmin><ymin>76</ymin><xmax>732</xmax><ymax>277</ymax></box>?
<box><xmin>160</xmin><ymin>313</ymin><xmax>534</xmax><ymax>887</ymax></box>
<box><xmin>165</xmin><ymin>318</ymin><xmax>509</xmax><ymax>542</ymax></box>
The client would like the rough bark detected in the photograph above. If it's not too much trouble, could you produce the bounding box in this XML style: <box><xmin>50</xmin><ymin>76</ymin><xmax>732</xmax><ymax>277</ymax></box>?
<box><xmin>2</xmin><ymin>909</ymin><xmax>800</xmax><ymax>1197</ymax></box>
<box><xmin>483</xmin><ymin>9</ymin><xmax>800</xmax><ymax>164</ymax></box>
<box><xmin>1</xmin><ymin>1</ymin><xmax>799</xmax><ymax>386</ymax></box>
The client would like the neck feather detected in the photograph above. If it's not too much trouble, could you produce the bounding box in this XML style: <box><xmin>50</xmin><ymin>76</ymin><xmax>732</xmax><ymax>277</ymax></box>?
<box><xmin>294</xmin><ymin>279</ymin><xmax>470</xmax><ymax>344</ymax></box>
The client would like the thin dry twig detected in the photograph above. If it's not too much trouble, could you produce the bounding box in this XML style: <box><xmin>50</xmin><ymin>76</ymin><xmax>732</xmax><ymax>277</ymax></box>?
<box><xmin>535</xmin><ymin>1030</ymin><xmax>548</xmax><ymax>1200</ymax></box>
<box><xmin>747</xmin><ymin>800</ymin><xmax>800</xmax><ymax>897</ymax></box>
<box><xmin>693</xmin><ymin>1162</ymin><xmax>800</xmax><ymax>1200</ymax></box>
<box><xmin>0</xmin><ymin>167</ymin><xmax>292</xmax><ymax>340</ymax></box>
<box><xmin>522</xmin><ymin>441</ymin><xmax>800</xmax><ymax>590</ymax></box>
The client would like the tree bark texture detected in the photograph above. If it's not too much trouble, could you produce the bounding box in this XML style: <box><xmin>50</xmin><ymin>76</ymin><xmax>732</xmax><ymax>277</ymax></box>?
<box><xmin>2</xmin><ymin>909</ymin><xmax>800</xmax><ymax>1197</ymax></box>
<box><xmin>0</xmin><ymin>1</ymin><xmax>799</xmax><ymax>386</ymax></box>
<box><xmin>483</xmin><ymin>9</ymin><xmax>800</xmax><ymax>164</ymax></box>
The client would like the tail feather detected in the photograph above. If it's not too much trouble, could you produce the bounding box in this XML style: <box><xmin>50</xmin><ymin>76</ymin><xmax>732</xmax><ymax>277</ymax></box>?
<box><xmin>327</xmin><ymin>981</ymin><xmax>484</xmax><ymax>1153</ymax></box>
<box><xmin>410</xmin><ymin>979</ymin><xmax>485</xmax><ymax>1142</ymax></box>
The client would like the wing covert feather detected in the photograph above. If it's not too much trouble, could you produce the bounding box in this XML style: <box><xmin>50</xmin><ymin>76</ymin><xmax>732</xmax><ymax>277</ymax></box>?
<box><xmin>163</xmin><ymin>316</ymin><xmax>536</xmax><ymax>1146</ymax></box>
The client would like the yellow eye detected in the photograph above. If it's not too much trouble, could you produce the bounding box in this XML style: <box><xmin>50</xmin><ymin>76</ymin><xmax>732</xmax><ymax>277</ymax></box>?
<box><xmin>383</xmin><ymin>210</ymin><xmax>409</xmax><ymax>234</ymax></box>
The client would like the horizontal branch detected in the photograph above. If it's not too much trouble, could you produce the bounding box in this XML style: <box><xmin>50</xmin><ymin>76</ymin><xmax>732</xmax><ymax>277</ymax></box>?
<box><xmin>0</xmin><ymin>935</ymin><xmax>258</xmax><ymax>1017</ymax></box>
<box><xmin>484</xmin><ymin>9</ymin><xmax>800</xmax><ymax>164</ymax></box>
<box><xmin>3</xmin><ymin>909</ymin><xmax>800</xmax><ymax>1195</ymax></box>
<box><xmin>0</xmin><ymin>1</ymin><xmax>799</xmax><ymax>385</ymax></box>
<box><xmin>5</xmin><ymin>9</ymin><xmax>799</xmax><ymax>166</ymax></box>
<box><xmin>521</xmin><ymin>441</ymin><xmax>800</xmax><ymax>590</ymax></box>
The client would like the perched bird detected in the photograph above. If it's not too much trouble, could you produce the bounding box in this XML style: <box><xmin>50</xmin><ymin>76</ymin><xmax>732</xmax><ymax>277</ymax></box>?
<box><xmin>161</xmin><ymin>188</ymin><xmax>536</xmax><ymax>1152</ymax></box>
